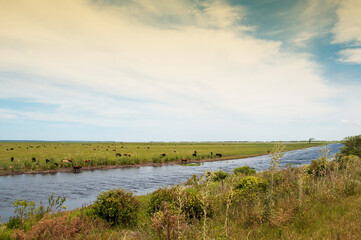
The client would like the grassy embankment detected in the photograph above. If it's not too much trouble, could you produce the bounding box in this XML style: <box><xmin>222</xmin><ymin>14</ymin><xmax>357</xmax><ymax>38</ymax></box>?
<box><xmin>1</xmin><ymin>142</ymin><xmax>360</xmax><ymax>240</ymax></box>
<box><xmin>0</xmin><ymin>141</ymin><xmax>328</xmax><ymax>175</ymax></box>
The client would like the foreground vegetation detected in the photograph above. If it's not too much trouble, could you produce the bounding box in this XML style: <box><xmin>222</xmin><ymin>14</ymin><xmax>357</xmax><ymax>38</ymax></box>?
<box><xmin>0</xmin><ymin>141</ymin><xmax>327</xmax><ymax>174</ymax></box>
<box><xmin>0</xmin><ymin>136</ymin><xmax>359</xmax><ymax>239</ymax></box>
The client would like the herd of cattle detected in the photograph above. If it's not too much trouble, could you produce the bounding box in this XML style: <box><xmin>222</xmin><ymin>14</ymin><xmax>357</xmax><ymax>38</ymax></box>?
<box><xmin>6</xmin><ymin>145</ymin><xmax>224</xmax><ymax>173</ymax></box>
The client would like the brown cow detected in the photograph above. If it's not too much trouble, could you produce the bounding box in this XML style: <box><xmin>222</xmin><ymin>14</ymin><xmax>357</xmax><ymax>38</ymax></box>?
<box><xmin>73</xmin><ymin>165</ymin><xmax>82</xmax><ymax>173</ymax></box>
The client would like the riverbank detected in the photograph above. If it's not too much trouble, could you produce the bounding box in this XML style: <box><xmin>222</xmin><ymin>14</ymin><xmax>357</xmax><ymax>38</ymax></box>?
<box><xmin>0</xmin><ymin>141</ymin><xmax>329</xmax><ymax>176</ymax></box>
<box><xmin>0</xmin><ymin>153</ymin><xmax>270</xmax><ymax>176</ymax></box>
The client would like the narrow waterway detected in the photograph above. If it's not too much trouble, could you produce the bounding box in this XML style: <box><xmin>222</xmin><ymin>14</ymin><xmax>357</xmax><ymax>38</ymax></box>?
<box><xmin>0</xmin><ymin>143</ymin><xmax>342</xmax><ymax>222</ymax></box>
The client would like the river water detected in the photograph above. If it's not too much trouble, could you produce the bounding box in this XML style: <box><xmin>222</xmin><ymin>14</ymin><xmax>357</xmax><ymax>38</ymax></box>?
<box><xmin>0</xmin><ymin>143</ymin><xmax>342</xmax><ymax>222</ymax></box>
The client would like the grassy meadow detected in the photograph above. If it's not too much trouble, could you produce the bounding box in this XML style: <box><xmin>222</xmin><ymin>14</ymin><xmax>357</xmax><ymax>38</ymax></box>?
<box><xmin>1</xmin><ymin>139</ymin><xmax>360</xmax><ymax>240</ymax></box>
<box><xmin>0</xmin><ymin>141</ymin><xmax>328</xmax><ymax>174</ymax></box>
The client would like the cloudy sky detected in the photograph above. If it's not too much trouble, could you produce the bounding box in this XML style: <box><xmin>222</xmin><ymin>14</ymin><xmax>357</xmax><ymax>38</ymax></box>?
<box><xmin>0</xmin><ymin>0</ymin><xmax>360</xmax><ymax>141</ymax></box>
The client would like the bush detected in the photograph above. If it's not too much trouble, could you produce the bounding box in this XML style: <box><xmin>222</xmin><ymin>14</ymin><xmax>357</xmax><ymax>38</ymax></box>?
<box><xmin>340</xmin><ymin>135</ymin><xmax>361</xmax><ymax>157</ymax></box>
<box><xmin>233</xmin><ymin>166</ymin><xmax>256</xmax><ymax>175</ymax></box>
<box><xmin>307</xmin><ymin>157</ymin><xmax>330</xmax><ymax>177</ymax></box>
<box><xmin>91</xmin><ymin>188</ymin><xmax>139</xmax><ymax>226</ymax></box>
<box><xmin>213</xmin><ymin>170</ymin><xmax>229</xmax><ymax>182</ymax></box>
<box><xmin>234</xmin><ymin>176</ymin><xmax>268</xmax><ymax>200</ymax></box>
<box><xmin>148</xmin><ymin>186</ymin><xmax>211</xmax><ymax>220</ymax></box>
<box><xmin>147</xmin><ymin>187</ymin><xmax>177</xmax><ymax>215</ymax></box>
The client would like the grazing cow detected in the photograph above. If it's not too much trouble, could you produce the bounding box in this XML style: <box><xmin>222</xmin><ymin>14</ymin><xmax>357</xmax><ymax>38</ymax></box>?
<box><xmin>54</xmin><ymin>162</ymin><xmax>59</xmax><ymax>167</ymax></box>
<box><xmin>124</xmin><ymin>153</ymin><xmax>128</xmax><ymax>156</ymax></box>
<box><xmin>115</xmin><ymin>153</ymin><xmax>122</xmax><ymax>157</ymax></box>
<box><xmin>160</xmin><ymin>153</ymin><xmax>166</xmax><ymax>157</ymax></box>
<box><xmin>127</xmin><ymin>154</ymin><xmax>131</xmax><ymax>157</ymax></box>
<box><xmin>181</xmin><ymin>158</ymin><xmax>188</xmax><ymax>164</ymax></box>
<box><xmin>85</xmin><ymin>159</ymin><xmax>92</xmax><ymax>163</ymax></box>
<box><xmin>215</xmin><ymin>153</ymin><xmax>222</xmax><ymax>158</ymax></box>
<box><xmin>192</xmin><ymin>151</ymin><xmax>197</xmax><ymax>157</ymax></box>
<box><xmin>11</xmin><ymin>157</ymin><xmax>14</xmax><ymax>162</ymax></box>
<box><xmin>174</xmin><ymin>150</ymin><xmax>177</xmax><ymax>152</ymax></box>
<box><xmin>121</xmin><ymin>146</ymin><xmax>124</xmax><ymax>148</ymax></box>
<box><xmin>6</xmin><ymin>149</ymin><xmax>8</xmax><ymax>151</ymax></box>
<box><xmin>45</xmin><ymin>159</ymin><xmax>50</xmax><ymax>163</ymax></box>
<box><xmin>106</xmin><ymin>149</ymin><xmax>108</xmax><ymax>151</ymax></box>
<box><xmin>113</xmin><ymin>149</ymin><xmax>116</xmax><ymax>151</ymax></box>
<box><xmin>67</xmin><ymin>158</ymin><xmax>72</xmax><ymax>162</ymax></box>
<box><xmin>147</xmin><ymin>147</ymin><xmax>150</xmax><ymax>149</ymax></box>
<box><xmin>10</xmin><ymin>148</ymin><xmax>14</xmax><ymax>150</ymax></box>
<box><xmin>211</xmin><ymin>152</ymin><xmax>213</xmax><ymax>156</ymax></box>
<box><xmin>62</xmin><ymin>159</ymin><xmax>69</xmax><ymax>163</ymax></box>
<box><xmin>32</xmin><ymin>157</ymin><xmax>36</xmax><ymax>162</ymax></box>
<box><xmin>73</xmin><ymin>165</ymin><xmax>82</xmax><ymax>173</ymax></box>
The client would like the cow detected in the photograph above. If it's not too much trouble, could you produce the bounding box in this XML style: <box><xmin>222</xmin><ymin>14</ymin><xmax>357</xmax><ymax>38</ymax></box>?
<box><xmin>181</xmin><ymin>158</ymin><xmax>188</xmax><ymax>164</ymax></box>
<box><xmin>54</xmin><ymin>162</ymin><xmax>59</xmax><ymax>167</ymax></box>
<box><xmin>32</xmin><ymin>157</ymin><xmax>36</xmax><ymax>162</ymax></box>
<box><xmin>10</xmin><ymin>148</ymin><xmax>14</xmax><ymax>150</ymax></box>
<box><xmin>215</xmin><ymin>153</ymin><xmax>222</xmax><ymax>158</ymax></box>
<box><xmin>67</xmin><ymin>158</ymin><xmax>72</xmax><ymax>162</ymax></box>
<box><xmin>211</xmin><ymin>152</ymin><xmax>213</xmax><ymax>156</ymax></box>
<box><xmin>160</xmin><ymin>153</ymin><xmax>167</xmax><ymax>157</ymax></box>
<box><xmin>45</xmin><ymin>159</ymin><xmax>50</xmax><ymax>163</ymax></box>
<box><xmin>124</xmin><ymin>153</ymin><xmax>128</xmax><ymax>156</ymax></box>
<box><xmin>106</xmin><ymin>149</ymin><xmax>108</xmax><ymax>151</ymax></box>
<box><xmin>113</xmin><ymin>149</ymin><xmax>117</xmax><ymax>151</ymax></box>
<box><xmin>115</xmin><ymin>153</ymin><xmax>122</xmax><ymax>157</ymax></box>
<box><xmin>62</xmin><ymin>159</ymin><xmax>69</xmax><ymax>163</ymax></box>
<box><xmin>174</xmin><ymin>150</ymin><xmax>177</xmax><ymax>152</ymax></box>
<box><xmin>192</xmin><ymin>151</ymin><xmax>197</xmax><ymax>157</ymax></box>
<box><xmin>73</xmin><ymin>165</ymin><xmax>82</xmax><ymax>173</ymax></box>
<box><xmin>11</xmin><ymin>157</ymin><xmax>14</xmax><ymax>162</ymax></box>
<box><xmin>85</xmin><ymin>159</ymin><xmax>92</xmax><ymax>163</ymax></box>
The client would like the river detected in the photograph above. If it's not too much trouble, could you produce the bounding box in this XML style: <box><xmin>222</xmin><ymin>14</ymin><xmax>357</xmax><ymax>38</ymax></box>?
<box><xmin>0</xmin><ymin>143</ymin><xmax>342</xmax><ymax>222</ymax></box>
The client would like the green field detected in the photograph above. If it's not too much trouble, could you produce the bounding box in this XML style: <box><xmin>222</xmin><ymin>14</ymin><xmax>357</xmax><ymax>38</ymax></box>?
<box><xmin>0</xmin><ymin>141</ymin><xmax>328</xmax><ymax>174</ymax></box>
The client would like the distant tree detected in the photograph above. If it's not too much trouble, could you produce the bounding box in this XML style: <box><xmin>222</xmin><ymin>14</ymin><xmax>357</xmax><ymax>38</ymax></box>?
<box><xmin>340</xmin><ymin>135</ymin><xmax>361</xmax><ymax>157</ymax></box>
<box><xmin>309</xmin><ymin>138</ymin><xmax>315</xmax><ymax>144</ymax></box>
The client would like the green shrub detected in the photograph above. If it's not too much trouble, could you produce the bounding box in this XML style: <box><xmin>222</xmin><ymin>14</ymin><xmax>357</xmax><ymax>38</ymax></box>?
<box><xmin>147</xmin><ymin>187</ymin><xmax>177</xmax><ymax>215</ymax></box>
<box><xmin>340</xmin><ymin>135</ymin><xmax>361</xmax><ymax>157</ymax></box>
<box><xmin>5</xmin><ymin>216</ymin><xmax>22</xmax><ymax>229</ymax></box>
<box><xmin>307</xmin><ymin>157</ymin><xmax>330</xmax><ymax>176</ymax></box>
<box><xmin>233</xmin><ymin>166</ymin><xmax>256</xmax><ymax>175</ymax></box>
<box><xmin>183</xmin><ymin>190</ymin><xmax>210</xmax><ymax>220</ymax></box>
<box><xmin>91</xmin><ymin>188</ymin><xmax>139</xmax><ymax>226</ymax></box>
<box><xmin>147</xmin><ymin>186</ymin><xmax>211</xmax><ymax>220</ymax></box>
<box><xmin>234</xmin><ymin>176</ymin><xmax>268</xmax><ymax>199</ymax></box>
<box><xmin>213</xmin><ymin>170</ymin><xmax>229</xmax><ymax>181</ymax></box>
<box><xmin>335</xmin><ymin>155</ymin><xmax>361</xmax><ymax>170</ymax></box>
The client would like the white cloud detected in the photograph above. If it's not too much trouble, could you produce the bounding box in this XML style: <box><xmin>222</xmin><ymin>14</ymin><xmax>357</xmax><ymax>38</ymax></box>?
<box><xmin>0</xmin><ymin>0</ymin><xmax>356</xmax><ymax>140</ymax></box>
<box><xmin>333</xmin><ymin>0</ymin><xmax>361</xmax><ymax>64</ymax></box>
<box><xmin>338</xmin><ymin>48</ymin><xmax>361</xmax><ymax>64</ymax></box>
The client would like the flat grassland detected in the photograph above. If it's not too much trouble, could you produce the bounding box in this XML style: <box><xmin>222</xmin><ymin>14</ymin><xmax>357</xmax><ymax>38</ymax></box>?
<box><xmin>0</xmin><ymin>141</ymin><xmax>328</xmax><ymax>174</ymax></box>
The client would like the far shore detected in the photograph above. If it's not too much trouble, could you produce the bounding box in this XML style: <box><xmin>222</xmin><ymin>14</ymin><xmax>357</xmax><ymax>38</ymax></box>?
<box><xmin>0</xmin><ymin>153</ymin><xmax>269</xmax><ymax>176</ymax></box>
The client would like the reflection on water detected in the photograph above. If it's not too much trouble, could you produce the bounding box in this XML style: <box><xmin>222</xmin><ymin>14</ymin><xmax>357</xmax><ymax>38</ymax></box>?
<box><xmin>0</xmin><ymin>143</ymin><xmax>342</xmax><ymax>222</ymax></box>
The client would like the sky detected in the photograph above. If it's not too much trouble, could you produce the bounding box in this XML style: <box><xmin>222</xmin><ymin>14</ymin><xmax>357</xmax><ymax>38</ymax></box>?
<box><xmin>0</xmin><ymin>0</ymin><xmax>360</xmax><ymax>141</ymax></box>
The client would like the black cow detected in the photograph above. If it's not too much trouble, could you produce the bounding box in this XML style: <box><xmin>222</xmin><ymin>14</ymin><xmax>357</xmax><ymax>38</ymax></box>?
<box><xmin>11</xmin><ymin>157</ymin><xmax>14</xmax><ymax>162</ymax></box>
<box><xmin>32</xmin><ymin>157</ymin><xmax>36</xmax><ymax>162</ymax></box>
<box><xmin>215</xmin><ymin>153</ymin><xmax>222</xmax><ymax>158</ymax></box>
<box><xmin>116</xmin><ymin>153</ymin><xmax>122</xmax><ymax>157</ymax></box>
<box><xmin>192</xmin><ymin>151</ymin><xmax>197</xmax><ymax>157</ymax></box>
<box><xmin>54</xmin><ymin>162</ymin><xmax>59</xmax><ymax>167</ymax></box>
<box><xmin>160</xmin><ymin>153</ymin><xmax>166</xmax><ymax>157</ymax></box>
<box><xmin>45</xmin><ymin>159</ymin><xmax>50</xmax><ymax>163</ymax></box>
